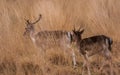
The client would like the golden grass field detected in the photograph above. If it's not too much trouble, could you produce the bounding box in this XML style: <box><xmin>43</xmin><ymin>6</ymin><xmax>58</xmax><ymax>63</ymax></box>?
<box><xmin>0</xmin><ymin>0</ymin><xmax>120</xmax><ymax>75</ymax></box>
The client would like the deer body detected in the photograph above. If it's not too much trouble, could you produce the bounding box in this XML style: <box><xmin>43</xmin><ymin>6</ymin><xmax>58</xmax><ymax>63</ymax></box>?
<box><xmin>23</xmin><ymin>15</ymin><xmax>77</xmax><ymax>67</ymax></box>
<box><xmin>77</xmin><ymin>35</ymin><xmax>112</xmax><ymax>57</ymax></box>
<box><xmin>71</xmin><ymin>29</ymin><xmax>113</xmax><ymax>75</ymax></box>
<box><xmin>30</xmin><ymin>30</ymin><xmax>72</xmax><ymax>50</ymax></box>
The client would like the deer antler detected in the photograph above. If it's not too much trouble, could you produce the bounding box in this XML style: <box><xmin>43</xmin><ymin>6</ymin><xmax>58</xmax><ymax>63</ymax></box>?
<box><xmin>32</xmin><ymin>14</ymin><xmax>42</xmax><ymax>24</ymax></box>
<box><xmin>24</xmin><ymin>14</ymin><xmax>42</xmax><ymax>26</ymax></box>
<box><xmin>78</xmin><ymin>24</ymin><xmax>85</xmax><ymax>31</ymax></box>
<box><xmin>24</xmin><ymin>18</ymin><xmax>31</xmax><ymax>25</ymax></box>
<box><xmin>73</xmin><ymin>25</ymin><xmax>76</xmax><ymax>31</ymax></box>
<box><xmin>78</xmin><ymin>26</ymin><xmax>81</xmax><ymax>31</ymax></box>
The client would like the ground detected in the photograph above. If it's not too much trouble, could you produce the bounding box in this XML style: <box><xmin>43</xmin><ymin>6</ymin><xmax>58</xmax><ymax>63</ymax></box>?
<box><xmin>0</xmin><ymin>0</ymin><xmax>120</xmax><ymax>75</ymax></box>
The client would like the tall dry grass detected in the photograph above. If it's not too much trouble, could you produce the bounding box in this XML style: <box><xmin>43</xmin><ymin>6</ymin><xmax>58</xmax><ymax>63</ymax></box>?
<box><xmin>0</xmin><ymin>0</ymin><xmax>120</xmax><ymax>75</ymax></box>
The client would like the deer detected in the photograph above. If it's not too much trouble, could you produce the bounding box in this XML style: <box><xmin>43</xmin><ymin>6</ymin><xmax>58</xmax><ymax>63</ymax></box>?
<box><xmin>69</xmin><ymin>27</ymin><xmax>113</xmax><ymax>75</ymax></box>
<box><xmin>23</xmin><ymin>14</ymin><xmax>77</xmax><ymax>68</ymax></box>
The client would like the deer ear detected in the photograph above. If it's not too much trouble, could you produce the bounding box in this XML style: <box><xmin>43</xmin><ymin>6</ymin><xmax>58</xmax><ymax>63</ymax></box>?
<box><xmin>72</xmin><ymin>30</ymin><xmax>76</xmax><ymax>34</ymax></box>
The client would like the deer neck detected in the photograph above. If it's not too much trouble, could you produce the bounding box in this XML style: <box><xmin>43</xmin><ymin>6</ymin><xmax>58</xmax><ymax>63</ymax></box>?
<box><xmin>30</xmin><ymin>30</ymin><xmax>36</xmax><ymax>43</ymax></box>
<box><xmin>76</xmin><ymin>37</ymin><xmax>81</xmax><ymax>49</ymax></box>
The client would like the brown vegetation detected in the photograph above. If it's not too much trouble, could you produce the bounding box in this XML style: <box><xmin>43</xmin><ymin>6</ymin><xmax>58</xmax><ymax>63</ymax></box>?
<box><xmin>0</xmin><ymin>0</ymin><xmax>120</xmax><ymax>75</ymax></box>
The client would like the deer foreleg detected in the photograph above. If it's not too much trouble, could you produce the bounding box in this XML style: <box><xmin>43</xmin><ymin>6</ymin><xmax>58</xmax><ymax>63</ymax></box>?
<box><xmin>83</xmin><ymin>54</ymin><xmax>91</xmax><ymax>75</ymax></box>
<box><xmin>82</xmin><ymin>54</ymin><xmax>91</xmax><ymax>75</ymax></box>
<box><xmin>81</xmin><ymin>58</ymin><xmax>86</xmax><ymax>75</ymax></box>
<box><xmin>71</xmin><ymin>49</ymin><xmax>77</xmax><ymax>68</ymax></box>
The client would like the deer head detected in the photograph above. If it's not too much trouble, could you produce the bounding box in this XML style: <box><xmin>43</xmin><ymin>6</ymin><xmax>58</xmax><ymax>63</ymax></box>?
<box><xmin>70</xmin><ymin>25</ymin><xmax>84</xmax><ymax>43</ymax></box>
<box><xmin>23</xmin><ymin>14</ymin><xmax>42</xmax><ymax>36</ymax></box>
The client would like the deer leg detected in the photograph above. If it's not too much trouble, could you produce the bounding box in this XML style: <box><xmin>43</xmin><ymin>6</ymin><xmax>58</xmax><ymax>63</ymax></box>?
<box><xmin>109</xmin><ymin>58</ymin><xmax>113</xmax><ymax>75</ymax></box>
<box><xmin>99</xmin><ymin>50</ymin><xmax>109</xmax><ymax>72</ymax></box>
<box><xmin>105</xmin><ymin>39</ymin><xmax>113</xmax><ymax>75</ymax></box>
<box><xmin>82</xmin><ymin>54</ymin><xmax>91</xmax><ymax>75</ymax></box>
<box><xmin>99</xmin><ymin>44</ymin><xmax>109</xmax><ymax>71</ymax></box>
<box><xmin>100</xmin><ymin>49</ymin><xmax>113</xmax><ymax>75</ymax></box>
<box><xmin>71</xmin><ymin>49</ymin><xmax>77</xmax><ymax>68</ymax></box>
<box><xmin>81</xmin><ymin>57</ymin><xmax>86</xmax><ymax>75</ymax></box>
<box><xmin>86</xmin><ymin>54</ymin><xmax>91</xmax><ymax>75</ymax></box>
<box><xmin>99</xmin><ymin>58</ymin><xmax>107</xmax><ymax>72</ymax></box>
<box><xmin>105</xmin><ymin>49</ymin><xmax>113</xmax><ymax>75</ymax></box>
<box><xmin>67</xmin><ymin>44</ymin><xmax>77</xmax><ymax>68</ymax></box>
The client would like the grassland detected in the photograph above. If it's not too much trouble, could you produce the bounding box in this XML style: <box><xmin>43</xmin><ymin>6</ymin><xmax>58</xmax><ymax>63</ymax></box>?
<box><xmin>0</xmin><ymin>0</ymin><xmax>120</xmax><ymax>75</ymax></box>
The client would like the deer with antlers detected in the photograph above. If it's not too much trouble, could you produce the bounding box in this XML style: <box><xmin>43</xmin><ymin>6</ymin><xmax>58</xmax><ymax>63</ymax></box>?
<box><xmin>69</xmin><ymin>27</ymin><xmax>113</xmax><ymax>75</ymax></box>
<box><xmin>23</xmin><ymin>14</ymin><xmax>77</xmax><ymax>68</ymax></box>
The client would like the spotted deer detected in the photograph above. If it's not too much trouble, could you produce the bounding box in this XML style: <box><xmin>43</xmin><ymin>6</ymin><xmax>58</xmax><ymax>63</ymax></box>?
<box><xmin>69</xmin><ymin>27</ymin><xmax>113</xmax><ymax>75</ymax></box>
<box><xmin>23</xmin><ymin>14</ymin><xmax>77</xmax><ymax>67</ymax></box>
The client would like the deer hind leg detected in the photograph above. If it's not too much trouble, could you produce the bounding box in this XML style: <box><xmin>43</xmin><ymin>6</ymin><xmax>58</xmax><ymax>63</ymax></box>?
<box><xmin>105</xmin><ymin>49</ymin><xmax>113</xmax><ymax>75</ymax></box>
<box><xmin>99</xmin><ymin>44</ymin><xmax>110</xmax><ymax>71</ymax></box>
<box><xmin>100</xmin><ymin>49</ymin><xmax>113</xmax><ymax>75</ymax></box>
<box><xmin>105</xmin><ymin>38</ymin><xmax>113</xmax><ymax>75</ymax></box>
<box><xmin>82</xmin><ymin>54</ymin><xmax>91</xmax><ymax>75</ymax></box>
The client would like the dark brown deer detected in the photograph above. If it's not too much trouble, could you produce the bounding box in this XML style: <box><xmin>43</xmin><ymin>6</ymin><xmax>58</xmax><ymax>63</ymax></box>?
<box><xmin>23</xmin><ymin>14</ymin><xmax>77</xmax><ymax>67</ymax></box>
<box><xmin>69</xmin><ymin>28</ymin><xmax>113</xmax><ymax>75</ymax></box>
